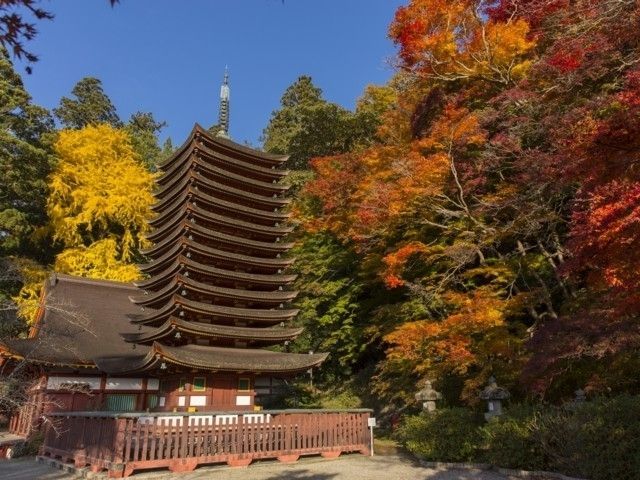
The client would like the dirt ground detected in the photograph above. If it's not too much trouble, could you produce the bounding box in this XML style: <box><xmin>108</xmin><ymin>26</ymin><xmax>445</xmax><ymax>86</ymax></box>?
<box><xmin>0</xmin><ymin>454</ymin><xmax>522</xmax><ymax>480</ymax></box>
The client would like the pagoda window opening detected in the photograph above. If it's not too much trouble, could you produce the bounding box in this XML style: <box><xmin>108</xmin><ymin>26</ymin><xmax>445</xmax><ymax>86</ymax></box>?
<box><xmin>237</xmin><ymin>378</ymin><xmax>251</xmax><ymax>392</ymax></box>
<box><xmin>192</xmin><ymin>376</ymin><xmax>206</xmax><ymax>391</ymax></box>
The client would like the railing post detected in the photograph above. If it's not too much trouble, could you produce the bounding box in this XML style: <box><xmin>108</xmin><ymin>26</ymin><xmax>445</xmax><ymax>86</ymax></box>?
<box><xmin>107</xmin><ymin>417</ymin><xmax>127</xmax><ymax>479</ymax></box>
<box><xmin>39</xmin><ymin>408</ymin><xmax>374</xmax><ymax>476</ymax></box>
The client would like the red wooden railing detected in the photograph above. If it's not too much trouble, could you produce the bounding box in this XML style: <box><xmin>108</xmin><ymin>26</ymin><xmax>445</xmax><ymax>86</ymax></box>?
<box><xmin>41</xmin><ymin>409</ymin><xmax>372</xmax><ymax>477</ymax></box>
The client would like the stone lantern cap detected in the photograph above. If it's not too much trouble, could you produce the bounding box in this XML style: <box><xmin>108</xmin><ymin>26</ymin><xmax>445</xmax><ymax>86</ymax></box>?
<box><xmin>415</xmin><ymin>380</ymin><xmax>442</xmax><ymax>402</ymax></box>
<box><xmin>479</xmin><ymin>376</ymin><xmax>510</xmax><ymax>401</ymax></box>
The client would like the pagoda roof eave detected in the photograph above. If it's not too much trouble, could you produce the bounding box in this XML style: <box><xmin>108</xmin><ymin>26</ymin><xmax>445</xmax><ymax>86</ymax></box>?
<box><xmin>130</xmin><ymin>295</ymin><xmax>299</xmax><ymax>325</ymax></box>
<box><xmin>140</xmin><ymin>221</ymin><xmax>295</xmax><ymax>258</ymax></box>
<box><xmin>149</xmin><ymin>186</ymin><xmax>291</xmax><ymax>228</ymax></box>
<box><xmin>146</xmin><ymin>204</ymin><xmax>293</xmax><ymax>242</ymax></box>
<box><xmin>151</xmin><ymin>174</ymin><xmax>290</xmax><ymax>214</ymax></box>
<box><xmin>193</xmin><ymin>124</ymin><xmax>290</xmax><ymax>164</ymax></box>
<box><xmin>155</xmin><ymin>155</ymin><xmax>289</xmax><ymax>201</ymax></box>
<box><xmin>94</xmin><ymin>342</ymin><xmax>326</xmax><ymax>375</ymax></box>
<box><xmin>121</xmin><ymin>317</ymin><xmax>304</xmax><ymax>344</ymax></box>
<box><xmin>139</xmin><ymin>239</ymin><xmax>295</xmax><ymax>275</ymax></box>
<box><xmin>158</xmin><ymin>141</ymin><xmax>289</xmax><ymax>186</ymax></box>
<box><xmin>134</xmin><ymin>256</ymin><xmax>297</xmax><ymax>290</ymax></box>
<box><xmin>130</xmin><ymin>274</ymin><xmax>298</xmax><ymax>307</ymax></box>
<box><xmin>156</xmin><ymin>124</ymin><xmax>289</xmax><ymax>172</ymax></box>
<box><xmin>154</xmin><ymin>124</ymin><xmax>200</xmax><ymax>172</ymax></box>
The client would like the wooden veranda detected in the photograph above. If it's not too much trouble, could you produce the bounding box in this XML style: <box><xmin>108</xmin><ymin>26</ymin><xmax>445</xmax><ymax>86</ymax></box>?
<box><xmin>40</xmin><ymin>409</ymin><xmax>372</xmax><ymax>477</ymax></box>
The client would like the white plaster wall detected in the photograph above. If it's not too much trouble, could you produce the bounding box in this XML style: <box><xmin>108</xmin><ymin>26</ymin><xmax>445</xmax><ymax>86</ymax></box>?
<box><xmin>47</xmin><ymin>376</ymin><xmax>101</xmax><ymax>390</ymax></box>
<box><xmin>189</xmin><ymin>395</ymin><xmax>207</xmax><ymax>406</ymax></box>
<box><xmin>105</xmin><ymin>377</ymin><xmax>143</xmax><ymax>390</ymax></box>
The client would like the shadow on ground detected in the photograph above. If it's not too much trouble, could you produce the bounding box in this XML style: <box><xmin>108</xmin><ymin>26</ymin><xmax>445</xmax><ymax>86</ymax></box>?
<box><xmin>263</xmin><ymin>469</ymin><xmax>338</xmax><ymax>480</ymax></box>
<box><xmin>0</xmin><ymin>458</ymin><xmax>71</xmax><ymax>480</ymax></box>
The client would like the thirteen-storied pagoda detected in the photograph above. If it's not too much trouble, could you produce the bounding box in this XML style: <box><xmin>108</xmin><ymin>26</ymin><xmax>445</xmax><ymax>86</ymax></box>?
<box><xmin>0</xmin><ymin>71</ymin><xmax>326</xmax><ymax>414</ymax></box>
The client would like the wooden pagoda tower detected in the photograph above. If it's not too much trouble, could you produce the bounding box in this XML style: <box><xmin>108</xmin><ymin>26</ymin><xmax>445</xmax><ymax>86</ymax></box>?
<box><xmin>1</xmin><ymin>71</ymin><xmax>326</xmax><ymax>412</ymax></box>
<box><xmin>94</xmin><ymin>71</ymin><xmax>326</xmax><ymax>410</ymax></box>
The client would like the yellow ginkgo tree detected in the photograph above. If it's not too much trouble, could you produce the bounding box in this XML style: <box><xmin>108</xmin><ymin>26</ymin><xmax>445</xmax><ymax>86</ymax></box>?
<box><xmin>48</xmin><ymin>123</ymin><xmax>155</xmax><ymax>266</ymax></box>
<box><xmin>14</xmin><ymin>124</ymin><xmax>155</xmax><ymax>322</ymax></box>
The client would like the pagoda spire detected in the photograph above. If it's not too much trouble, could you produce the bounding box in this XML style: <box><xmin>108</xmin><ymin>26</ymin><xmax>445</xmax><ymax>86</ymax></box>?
<box><xmin>217</xmin><ymin>67</ymin><xmax>230</xmax><ymax>138</ymax></box>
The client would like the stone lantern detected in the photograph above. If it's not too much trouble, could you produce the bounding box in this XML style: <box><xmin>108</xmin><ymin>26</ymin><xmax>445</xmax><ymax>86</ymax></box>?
<box><xmin>415</xmin><ymin>380</ymin><xmax>442</xmax><ymax>413</ymax></box>
<box><xmin>574</xmin><ymin>388</ymin><xmax>586</xmax><ymax>403</ymax></box>
<box><xmin>479</xmin><ymin>376</ymin><xmax>510</xmax><ymax>420</ymax></box>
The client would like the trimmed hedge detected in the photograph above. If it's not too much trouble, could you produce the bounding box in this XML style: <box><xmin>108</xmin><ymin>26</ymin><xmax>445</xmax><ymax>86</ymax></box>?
<box><xmin>396</xmin><ymin>395</ymin><xmax>640</xmax><ymax>480</ymax></box>
<box><xmin>480</xmin><ymin>403</ymin><xmax>546</xmax><ymax>471</ymax></box>
<box><xmin>395</xmin><ymin>407</ymin><xmax>483</xmax><ymax>462</ymax></box>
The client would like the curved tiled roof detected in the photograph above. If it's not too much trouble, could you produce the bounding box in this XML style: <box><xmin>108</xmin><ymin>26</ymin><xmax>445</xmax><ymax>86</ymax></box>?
<box><xmin>121</xmin><ymin>317</ymin><xmax>303</xmax><ymax>344</ymax></box>
<box><xmin>150</xmin><ymin>186</ymin><xmax>290</xmax><ymax>227</ymax></box>
<box><xmin>135</xmin><ymin>256</ymin><xmax>296</xmax><ymax>290</ymax></box>
<box><xmin>155</xmin><ymin>154</ymin><xmax>289</xmax><ymax>201</ymax></box>
<box><xmin>130</xmin><ymin>294</ymin><xmax>299</xmax><ymax>325</ymax></box>
<box><xmin>94</xmin><ymin>342</ymin><xmax>326</xmax><ymax>375</ymax></box>
<box><xmin>146</xmin><ymin>203</ymin><xmax>292</xmax><ymax>242</ymax></box>
<box><xmin>151</xmin><ymin>173</ymin><xmax>290</xmax><ymax>214</ymax></box>
<box><xmin>139</xmin><ymin>238</ymin><xmax>295</xmax><ymax>274</ymax></box>
<box><xmin>157</xmin><ymin>124</ymin><xmax>288</xmax><ymax>172</ymax></box>
<box><xmin>193</xmin><ymin>124</ymin><xmax>289</xmax><ymax>165</ymax></box>
<box><xmin>129</xmin><ymin>274</ymin><xmax>297</xmax><ymax>307</ymax></box>
<box><xmin>141</xmin><ymin>221</ymin><xmax>294</xmax><ymax>258</ymax></box>
<box><xmin>0</xmin><ymin>126</ymin><xmax>329</xmax><ymax>378</ymax></box>
<box><xmin>159</xmin><ymin>141</ymin><xmax>289</xmax><ymax>186</ymax></box>
<box><xmin>0</xmin><ymin>275</ymin><xmax>155</xmax><ymax>368</ymax></box>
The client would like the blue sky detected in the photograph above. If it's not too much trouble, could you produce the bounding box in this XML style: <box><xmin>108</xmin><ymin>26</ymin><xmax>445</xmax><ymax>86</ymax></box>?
<box><xmin>16</xmin><ymin>0</ymin><xmax>405</xmax><ymax>146</ymax></box>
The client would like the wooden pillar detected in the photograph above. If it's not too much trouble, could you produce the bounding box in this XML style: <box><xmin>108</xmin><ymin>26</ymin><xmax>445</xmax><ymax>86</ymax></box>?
<box><xmin>98</xmin><ymin>374</ymin><xmax>107</xmax><ymax>409</ymax></box>
<box><xmin>108</xmin><ymin>417</ymin><xmax>128</xmax><ymax>478</ymax></box>
<box><xmin>138</xmin><ymin>378</ymin><xmax>148</xmax><ymax>411</ymax></box>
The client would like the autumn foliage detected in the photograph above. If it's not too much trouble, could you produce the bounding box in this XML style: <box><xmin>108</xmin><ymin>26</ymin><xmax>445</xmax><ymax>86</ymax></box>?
<box><xmin>49</xmin><ymin>124</ymin><xmax>154</xmax><ymax>267</ymax></box>
<box><xmin>299</xmin><ymin>0</ymin><xmax>640</xmax><ymax>404</ymax></box>
<box><xmin>14</xmin><ymin>124</ymin><xmax>155</xmax><ymax>322</ymax></box>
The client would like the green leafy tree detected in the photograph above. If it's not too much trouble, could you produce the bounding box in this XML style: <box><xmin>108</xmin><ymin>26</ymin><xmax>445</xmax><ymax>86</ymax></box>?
<box><xmin>263</xmin><ymin>76</ymin><xmax>377</xmax><ymax>169</ymax></box>
<box><xmin>159</xmin><ymin>137</ymin><xmax>174</xmax><ymax>162</ymax></box>
<box><xmin>0</xmin><ymin>47</ymin><xmax>54</xmax><ymax>256</ymax></box>
<box><xmin>125</xmin><ymin>111</ymin><xmax>167</xmax><ymax>171</ymax></box>
<box><xmin>290</xmin><ymin>232</ymin><xmax>365</xmax><ymax>377</ymax></box>
<box><xmin>53</xmin><ymin>77</ymin><xmax>120</xmax><ymax>129</ymax></box>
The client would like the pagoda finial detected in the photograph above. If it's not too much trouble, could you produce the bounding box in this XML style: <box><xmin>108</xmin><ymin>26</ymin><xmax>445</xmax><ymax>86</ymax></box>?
<box><xmin>217</xmin><ymin>66</ymin><xmax>230</xmax><ymax>139</ymax></box>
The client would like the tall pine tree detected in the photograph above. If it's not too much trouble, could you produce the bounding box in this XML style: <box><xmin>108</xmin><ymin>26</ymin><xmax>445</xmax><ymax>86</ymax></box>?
<box><xmin>263</xmin><ymin>76</ymin><xmax>375</xmax><ymax>170</ymax></box>
<box><xmin>0</xmin><ymin>47</ymin><xmax>54</xmax><ymax>257</ymax></box>
<box><xmin>54</xmin><ymin>77</ymin><xmax>121</xmax><ymax>129</ymax></box>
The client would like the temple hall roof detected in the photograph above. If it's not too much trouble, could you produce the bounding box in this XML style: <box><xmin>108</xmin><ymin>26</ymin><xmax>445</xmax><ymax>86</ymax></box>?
<box><xmin>0</xmin><ymin>274</ymin><xmax>317</xmax><ymax>374</ymax></box>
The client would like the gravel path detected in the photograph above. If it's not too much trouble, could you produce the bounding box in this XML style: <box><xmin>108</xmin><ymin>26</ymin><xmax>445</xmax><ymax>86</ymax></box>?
<box><xmin>0</xmin><ymin>454</ymin><xmax>519</xmax><ymax>480</ymax></box>
<box><xmin>0</xmin><ymin>457</ymin><xmax>72</xmax><ymax>479</ymax></box>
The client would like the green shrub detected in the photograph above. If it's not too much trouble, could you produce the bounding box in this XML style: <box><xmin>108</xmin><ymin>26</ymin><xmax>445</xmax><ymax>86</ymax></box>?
<box><xmin>480</xmin><ymin>404</ymin><xmax>546</xmax><ymax>471</ymax></box>
<box><xmin>395</xmin><ymin>397</ymin><xmax>640</xmax><ymax>480</ymax></box>
<box><xmin>11</xmin><ymin>431</ymin><xmax>43</xmax><ymax>458</ymax></box>
<box><xmin>536</xmin><ymin>396</ymin><xmax>640</xmax><ymax>480</ymax></box>
<box><xmin>395</xmin><ymin>408</ymin><xmax>483</xmax><ymax>462</ymax></box>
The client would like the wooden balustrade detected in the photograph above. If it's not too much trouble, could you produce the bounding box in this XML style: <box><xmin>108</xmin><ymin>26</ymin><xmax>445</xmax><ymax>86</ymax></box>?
<box><xmin>41</xmin><ymin>409</ymin><xmax>372</xmax><ymax>477</ymax></box>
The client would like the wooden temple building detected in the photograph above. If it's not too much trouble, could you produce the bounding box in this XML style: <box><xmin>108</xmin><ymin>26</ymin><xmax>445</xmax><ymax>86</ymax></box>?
<box><xmin>0</xmin><ymin>71</ymin><xmax>328</xmax><ymax>417</ymax></box>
